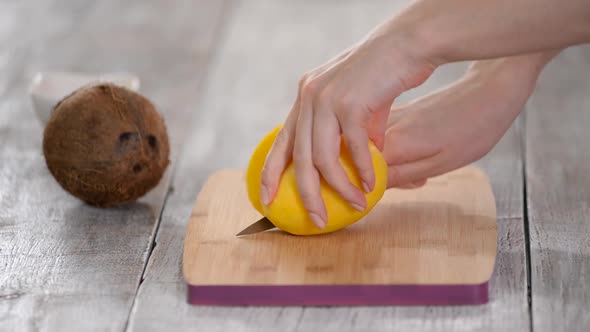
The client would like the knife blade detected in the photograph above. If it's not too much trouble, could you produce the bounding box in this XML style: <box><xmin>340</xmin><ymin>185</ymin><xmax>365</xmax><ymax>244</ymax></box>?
<box><xmin>236</xmin><ymin>216</ymin><xmax>276</xmax><ymax>236</ymax></box>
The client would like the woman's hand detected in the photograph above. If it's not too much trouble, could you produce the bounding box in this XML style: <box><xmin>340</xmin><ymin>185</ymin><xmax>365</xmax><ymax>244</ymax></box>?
<box><xmin>255</xmin><ymin>0</ymin><xmax>589</xmax><ymax>230</ymax></box>
<box><xmin>259</xmin><ymin>29</ymin><xmax>436</xmax><ymax>229</ymax></box>
<box><xmin>384</xmin><ymin>52</ymin><xmax>558</xmax><ymax>188</ymax></box>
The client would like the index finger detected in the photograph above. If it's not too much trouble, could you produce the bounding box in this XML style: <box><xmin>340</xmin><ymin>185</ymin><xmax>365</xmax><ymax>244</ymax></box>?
<box><xmin>260</xmin><ymin>102</ymin><xmax>299</xmax><ymax>206</ymax></box>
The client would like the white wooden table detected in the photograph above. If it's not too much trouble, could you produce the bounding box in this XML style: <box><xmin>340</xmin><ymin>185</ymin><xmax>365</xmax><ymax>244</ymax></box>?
<box><xmin>1</xmin><ymin>1</ymin><xmax>589</xmax><ymax>331</ymax></box>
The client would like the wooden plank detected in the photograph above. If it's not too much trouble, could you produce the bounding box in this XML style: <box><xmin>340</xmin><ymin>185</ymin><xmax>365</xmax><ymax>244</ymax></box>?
<box><xmin>129</xmin><ymin>0</ymin><xmax>528</xmax><ymax>330</ymax></box>
<box><xmin>0</xmin><ymin>0</ymin><xmax>226</xmax><ymax>330</ymax></box>
<box><xmin>526</xmin><ymin>45</ymin><xmax>590</xmax><ymax>331</ymax></box>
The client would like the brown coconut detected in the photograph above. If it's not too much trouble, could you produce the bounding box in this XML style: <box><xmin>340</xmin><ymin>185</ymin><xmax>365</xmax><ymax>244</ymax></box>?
<box><xmin>43</xmin><ymin>83</ymin><xmax>170</xmax><ymax>207</ymax></box>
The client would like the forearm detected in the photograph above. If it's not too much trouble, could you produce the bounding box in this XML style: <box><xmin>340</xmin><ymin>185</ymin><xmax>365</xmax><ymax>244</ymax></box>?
<box><xmin>466</xmin><ymin>49</ymin><xmax>561</xmax><ymax>87</ymax></box>
<box><xmin>382</xmin><ymin>0</ymin><xmax>590</xmax><ymax>65</ymax></box>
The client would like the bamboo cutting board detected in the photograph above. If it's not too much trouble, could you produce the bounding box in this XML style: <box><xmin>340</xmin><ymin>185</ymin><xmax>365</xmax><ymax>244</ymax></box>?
<box><xmin>183</xmin><ymin>166</ymin><xmax>497</xmax><ymax>306</ymax></box>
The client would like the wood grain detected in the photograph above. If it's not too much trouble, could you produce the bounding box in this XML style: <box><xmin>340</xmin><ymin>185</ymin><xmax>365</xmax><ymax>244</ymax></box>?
<box><xmin>129</xmin><ymin>0</ymin><xmax>529</xmax><ymax>330</ymax></box>
<box><xmin>0</xmin><ymin>0</ymin><xmax>226</xmax><ymax>330</ymax></box>
<box><xmin>184</xmin><ymin>167</ymin><xmax>497</xmax><ymax>289</ymax></box>
<box><xmin>526</xmin><ymin>45</ymin><xmax>590</xmax><ymax>331</ymax></box>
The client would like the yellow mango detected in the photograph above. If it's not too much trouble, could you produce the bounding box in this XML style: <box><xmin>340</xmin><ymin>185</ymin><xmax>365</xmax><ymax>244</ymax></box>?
<box><xmin>246</xmin><ymin>124</ymin><xmax>387</xmax><ymax>235</ymax></box>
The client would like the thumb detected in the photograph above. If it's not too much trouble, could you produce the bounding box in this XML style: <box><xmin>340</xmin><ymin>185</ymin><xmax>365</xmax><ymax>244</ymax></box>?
<box><xmin>387</xmin><ymin>157</ymin><xmax>440</xmax><ymax>188</ymax></box>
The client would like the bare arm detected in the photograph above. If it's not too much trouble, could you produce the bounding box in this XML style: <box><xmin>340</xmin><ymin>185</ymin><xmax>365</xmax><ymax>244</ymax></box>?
<box><xmin>260</xmin><ymin>0</ymin><xmax>587</xmax><ymax>230</ymax></box>
<box><xmin>381</xmin><ymin>0</ymin><xmax>590</xmax><ymax>64</ymax></box>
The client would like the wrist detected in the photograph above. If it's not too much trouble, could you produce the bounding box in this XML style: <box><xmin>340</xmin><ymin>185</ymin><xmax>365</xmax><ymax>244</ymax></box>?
<box><xmin>379</xmin><ymin>1</ymin><xmax>451</xmax><ymax>68</ymax></box>
<box><xmin>465</xmin><ymin>50</ymin><xmax>561</xmax><ymax>90</ymax></box>
<box><xmin>362</xmin><ymin>13</ymin><xmax>441</xmax><ymax>90</ymax></box>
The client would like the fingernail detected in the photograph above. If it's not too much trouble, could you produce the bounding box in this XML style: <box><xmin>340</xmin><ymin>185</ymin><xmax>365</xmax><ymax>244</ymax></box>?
<box><xmin>309</xmin><ymin>213</ymin><xmax>326</xmax><ymax>229</ymax></box>
<box><xmin>260</xmin><ymin>185</ymin><xmax>270</xmax><ymax>205</ymax></box>
<box><xmin>350</xmin><ymin>202</ymin><xmax>365</xmax><ymax>212</ymax></box>
<box><xmin>362</xmin><ymin>181</ymin><xmax>371</xmax><ymax>193</ymax></box>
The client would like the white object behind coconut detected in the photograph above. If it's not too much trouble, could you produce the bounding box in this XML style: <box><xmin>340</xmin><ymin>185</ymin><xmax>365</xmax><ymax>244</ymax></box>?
<box><xmin>30</xmin><ymin>71</ymin><xmax>140</xmax><ymax>125</ymax></box>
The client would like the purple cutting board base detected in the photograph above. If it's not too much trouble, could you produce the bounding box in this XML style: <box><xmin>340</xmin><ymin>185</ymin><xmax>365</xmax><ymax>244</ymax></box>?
<box><xmin>187</xmin><ymin>283</ymin><xmax>489</xmax><ymax>306</ymax></box>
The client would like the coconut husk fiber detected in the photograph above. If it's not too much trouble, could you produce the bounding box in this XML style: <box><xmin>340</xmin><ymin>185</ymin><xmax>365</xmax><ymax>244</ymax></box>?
<box><xmin>43</xmin><ymin>83</ymin><xmax>170</xmax><ymax>207</ymax></box>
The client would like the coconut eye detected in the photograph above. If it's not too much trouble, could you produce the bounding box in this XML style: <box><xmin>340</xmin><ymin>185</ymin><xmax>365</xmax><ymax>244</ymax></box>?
<box><xmin>133</xmin><ymin>163</ymin><xmax>143</xmax><ymax>173</ymax></box>
<box><xmin>119</xmin><ymin>132</ymin><xmax>133</xmax><ymax>143</ymax></box>
<box><xmin>148</xmin><ymin>135</ymin><xmax>157</xmax><ymax>149</ymax></box>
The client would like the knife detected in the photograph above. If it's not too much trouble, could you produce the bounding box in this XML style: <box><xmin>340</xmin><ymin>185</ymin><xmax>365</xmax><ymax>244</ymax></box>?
<box><xmin>236</xmin><ymin>216</ymin><xmax>276</xmax><ymax>236</ymax></box>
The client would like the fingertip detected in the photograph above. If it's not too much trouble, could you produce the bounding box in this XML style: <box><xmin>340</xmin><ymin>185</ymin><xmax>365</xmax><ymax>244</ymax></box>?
<box><xmin>362</xmin><ymin>181</ymin><xmax>371</xmax><ymax>193</ymax></box>
<box><xmin>413</xmin><ymin>178</ymin><xmax>428</xmax><ymax>187</ymax></box>
<box><xmin>354</xmin><ymin>185</ymin><xmax>369</xmax><ymax>210</ymax></box>
<box><xmin>259</xmin><ymin>167</ymin><xmax>274</xmax><ymax>205</ymax></box>
<box><xmin>349</xmin><ymin>202</ymin><xmax>366</xmax><ymax>212</ymax></box>
<box><xmin>260</xmin><ymin>132</ymin><xmax>293</xmax><ymax>206</ymax></box>
<box><xmin>340</xmin><ymin>126</ymin><xmax>376</xmax><ymax>195</ymax></box>
<box><xmin>372</xmin><ymin>134</ymin><xmax>385</xmax><ymax>151</ymax></box>
<box><xmin>387</xmin><ymin>159</ymin><xmax>434</xmax><ymax>189</ymax></box>
<box><xmin>260</xmin><ymin>184</ymin><xmax>270</xmax><ymax>205</ymax></box>
<box><xmin>361</xmin><ymin>170</ymin><xmax>375</xmax><ymax>193</ymax></box>
<box><xmin>309</xmin><ymin>212</ymin><xmax>327</xmax><ymax>229</ymax></box>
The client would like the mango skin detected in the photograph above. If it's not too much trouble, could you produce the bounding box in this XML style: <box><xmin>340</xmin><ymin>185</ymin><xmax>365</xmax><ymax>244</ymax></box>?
<box><xmin>246</xmin><ymin>124</ymin><xmax>387</xmax><ymax>235</ymax></box>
